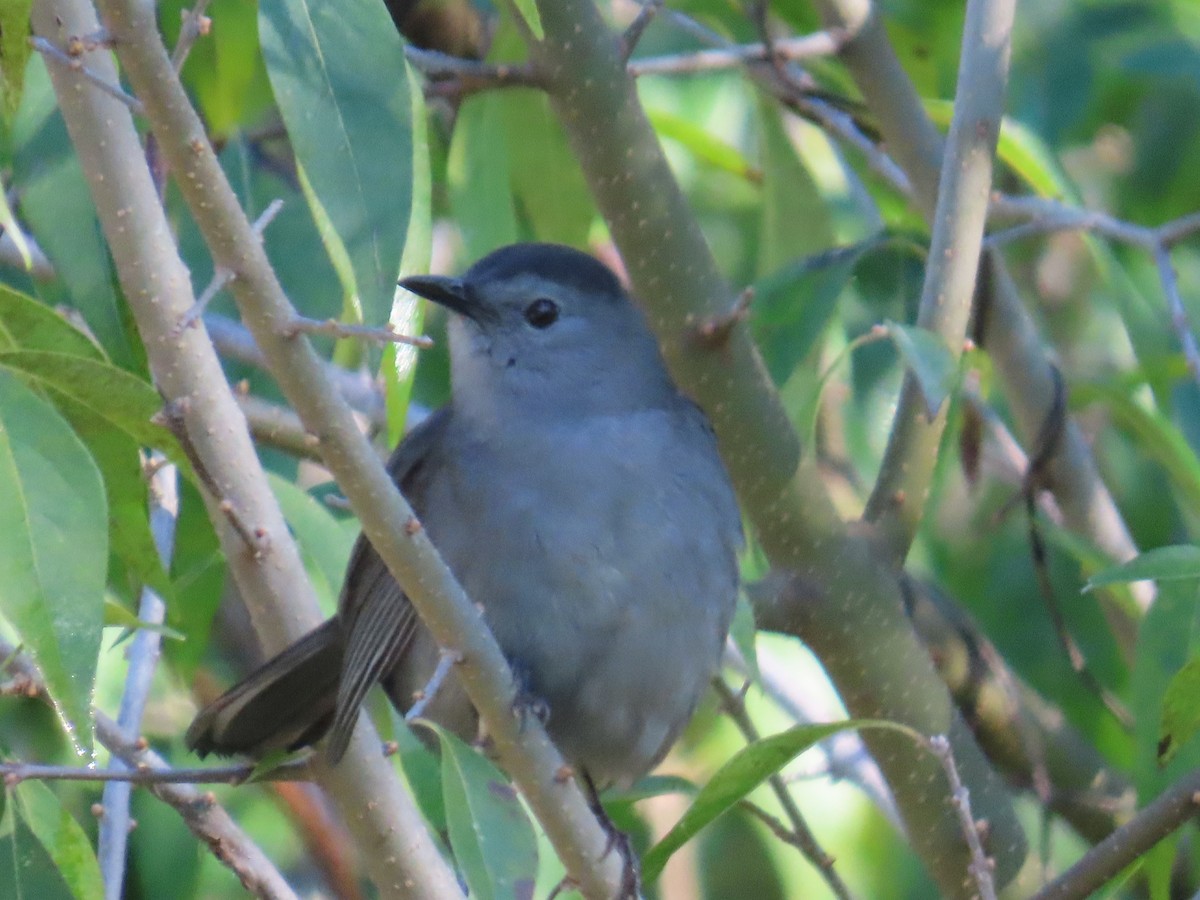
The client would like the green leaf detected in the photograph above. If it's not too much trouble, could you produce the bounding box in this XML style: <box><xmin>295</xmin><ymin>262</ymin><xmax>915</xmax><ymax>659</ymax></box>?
<box><xmin>12</xmin><ymin>65</ymin><xmax>141</xmax><ymax>371</ymax></box>
<box><xmin>0</xmin><ymin>285</ymin><xmax>105</xmax><ymax>359</ymax></box>
<box><xmin>0</xmin><ymin>351</ymin><xmax>185</xmax><ymax>467</ymax></box>
<box><xmin>259</xmin><ymin>0</ymin><xmax>412</xmax><ymax>327</ymax></box>
<box><xmin>1086</xmin><ymin>546</ymin><xmax>1200</xmax><ymax>591</ymax></box>
<box><xmin>384</xmin><ymin>62</ymin><xmax>434</xmax><ymax>447</ymax></box>
<box><xmin>1072</xmin><ymin>380</ymin><xmax>1200</xmax><ymax>520</ymax></box>
<box><xmin>0</xmin><ymin>370</ymin><xmax>106</xmax><ymax>755</ymax></box>
<box><xmin>4</xmin><ymin>781</ymin><xmax>104</xmax><ymax>900</ymax></box>
<box><xmin>163</xmin><ymin>479</ymin><xmax>225</xmax><ymax>679</ymax></box>
<box><xmin>510</xmin><ymin>0</ymin><xmax>544</xmax><ymax>40</ymax></box>
<box><xmin>642</xmin><ymin>719</ymin><xmax>918</xmax><ymax>883</ymax></box>
<box><xmin>1130</xmin><ymin>579</ymin><xmax>1200</xmax><ymax>799</ymax></box>
<box><xmin>422</xmin><ymin>722</ymin><xmax>538</xmax><ymax>900</ymax></box>
<box><xmin>0</xmin><ymin>0</ymin><xmax>32</xmax><ymax>122</ymax></box>
<box><xmin>647</xmin><ymin>108</ymin><xmax>763</xmax><ymax>184</ymax></box>
<box><xmin>448</xmin><ymin>94</ymin><xmax>519</xmax><ymax>261</ymax></box>
<box><xmin>1158</xmin><ymin>654</ymin><xmax>1200</xmax><ymax>765</ymax></box>
<box><xmin>728</xmin><ymin>590</ymin><xmax>759</xmax><ymax>683</ymax></box>
<box><xmin>751</xmin><ymin>243</ymin><xmax>872</xmax><ymax>385</ymax></box>
<box><xmin>885</xmin><ymin>321</ymin><xmax>957</xmax><ymax>419</ymax></box>
<box><xmin>267</xmin><ymin>473</ymin><xmax>354</xmax><ymax>616</ymax></box>
<box><xmin>47</xmin><ymin>391</ymin><xmax>172</xmax><ymax>602</ymax></box>
<box><xmin>103</xmin><ymin>598</ymin><xmax>184</xmax><ymax>641</ymax></box>
<box><xmin>925</xmin><ymin>101</ymin><xmax>1080</xmax><ymax>200</ymax></box>
<box><xmin>168</xmin><ymin>0</ymin><xmax>273</xmax><ymax>137</ymax></box>
<box><xmin>755</xmin><ymin>98</ymin><xmax>831</xmax><ymax>274</ymax></box>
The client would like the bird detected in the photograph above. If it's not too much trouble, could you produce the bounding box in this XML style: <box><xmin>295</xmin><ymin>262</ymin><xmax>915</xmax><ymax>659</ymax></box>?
<box><xmin>186</xmin><ymin>242</ymin><xmax>742</xmax><ymax>795</ymax></box>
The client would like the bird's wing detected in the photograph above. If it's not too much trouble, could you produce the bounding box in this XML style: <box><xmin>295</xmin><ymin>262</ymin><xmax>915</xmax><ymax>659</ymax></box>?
<box><xmin>324</xmin><ymin>407</ymin><xmax>453</xmax><ymax>762</ymax></box>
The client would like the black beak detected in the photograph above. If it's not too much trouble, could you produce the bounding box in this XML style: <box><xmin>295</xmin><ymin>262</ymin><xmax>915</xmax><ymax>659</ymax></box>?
<box><xmin>399</xmin><ymin>275</ymin><xmax>491</xmax><ymax>323</ymax></box>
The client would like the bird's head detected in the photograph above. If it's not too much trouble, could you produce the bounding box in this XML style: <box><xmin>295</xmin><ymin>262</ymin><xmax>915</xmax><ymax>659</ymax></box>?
<box><xmin>400</xmin><ymin>243</ymin><xmax>676</xmax><ymax>422</ymax></box>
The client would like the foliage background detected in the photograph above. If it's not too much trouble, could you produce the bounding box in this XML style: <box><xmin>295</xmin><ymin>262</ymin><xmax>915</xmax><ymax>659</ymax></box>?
<box><xmin>1</xmin><ymin>0</ymin><xmax>1200</xmax><ymax>897</ymax></box>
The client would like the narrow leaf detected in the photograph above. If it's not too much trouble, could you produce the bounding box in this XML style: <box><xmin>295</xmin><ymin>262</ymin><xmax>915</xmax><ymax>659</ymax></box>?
<box><xmin>0</xmin><ymin>351</ymin><xmax>185</xmax><ymax>467</ymax></box>
<box><xmin>267</xmin><ymin>473</ymin><xmax>354</xmax><ymax>615</ymax></box>
<box><xmin>0</xmin><ymin>370</ymin><xmax>106</xmax><ymax>755</ymax></box>
<box><xmin>14</xmin><ymin>781</ymin><xmax>104</xmax><ymax>900</ymax></box>
<box><xmin>447</xmin><ymin>94</ymin><xmax>519</xmax><ymax>261</ymax></box>
<box><xmin>422</xmin><ymin>722</ymin><xmax>538</xmax><ymax>900</ymax></box>
<box><xmin>1158</xmin><ymin>655</ymin><xmax>1200</xmax><ymax>765</ymax></box>
<box><xmin>642</xmin><ymin>719</ymin><xmax>918</xmax><ymax>883</ymax></box>
<box><xmin>510</xmin><ymin>0</ymin><xmax>544</xmax><ymax>40</ymax></box>
<box><xmin>1086</xmin><ymin>546</ymin><xmax>1200</xmax><ymax>591</ymax></box>
<box><xmin>259</xmin><ymin>0</ymin><xmax>412</xmax><ymax>326</ymax></box>
<box><xmin>886</xmin><ymin>321</ymin><xmax>957</xmax><ymax>419</ymax></box>
<box><xmin>0</xmin><ymin>285</ymin><xmax>105</xmax><ymax>360</ymax></box>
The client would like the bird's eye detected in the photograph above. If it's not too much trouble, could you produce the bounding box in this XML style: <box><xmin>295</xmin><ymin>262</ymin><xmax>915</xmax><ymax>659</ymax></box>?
<box><xmin>524</xmin><ymin>298</ymin><xmax>559</xmax><ymax>329</ymax></box>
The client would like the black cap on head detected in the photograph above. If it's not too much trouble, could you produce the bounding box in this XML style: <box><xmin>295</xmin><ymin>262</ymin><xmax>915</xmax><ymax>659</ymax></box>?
<box><xmin>465</xmin><ymin>243</ymin><xmax>623</xmax><ymax>302</ymax></box>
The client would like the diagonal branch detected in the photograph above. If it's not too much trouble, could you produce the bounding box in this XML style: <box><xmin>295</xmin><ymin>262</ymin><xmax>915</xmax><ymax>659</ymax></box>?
<box><xmin>30</xmin><ymin>2</ymin><xmax>458</xmax><ymax>897</ymax></box>
<box><xmin>81</xmin><ymin>0</ymin><xmax>625</xmax><ymax>894</ymax></box>
<box><xmin>517</xmin><ymin>0</ymin><xmax>1027</xmax><ymax>894</ymax></box>
<box><xmin>809</xmin><ymin>0</ymin><xmax>1148</xmax><ymax>659</ymax></box>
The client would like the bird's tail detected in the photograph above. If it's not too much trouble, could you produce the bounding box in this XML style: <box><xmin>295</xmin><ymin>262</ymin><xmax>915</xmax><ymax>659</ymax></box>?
<box><xmin>186</xmin><ymin>619</ymin><xmax>344</xmax><ymax>758</ymax></box>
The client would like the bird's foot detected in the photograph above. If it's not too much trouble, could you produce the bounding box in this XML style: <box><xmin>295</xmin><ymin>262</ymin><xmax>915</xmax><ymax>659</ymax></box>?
<box><xmin>509</xmin><ymin>660</ymin><xmax>550</xmax><ymax>732</ymax></box>
<box><xmin>583</xmin><ymin>770</ymin><xmax>642</xmax><ymax>900</ymax></box>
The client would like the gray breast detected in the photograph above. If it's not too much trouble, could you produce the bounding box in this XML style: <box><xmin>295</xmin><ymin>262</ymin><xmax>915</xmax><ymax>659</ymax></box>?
<box><xmin>401</xmin><ymin>403</ymin><xmax>741</xmax><ymax>786</ymax></box>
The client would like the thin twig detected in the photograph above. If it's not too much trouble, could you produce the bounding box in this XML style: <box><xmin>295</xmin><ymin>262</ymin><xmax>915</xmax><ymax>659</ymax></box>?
<box><xmin>1032</xmin><ymin>769</ymin><xmax>1200</xmax><ymax>900</ymax></box>
<box><xmin>988</xmin><ymin>195</ymin><xmax>1200</xmax><ymax>386</ymax></box>
<box><xmin>170</xmin><ymin>0</ymin><xmax>213</xmax><ymax>72</ymax></box>
<box><xmin>725</xmin><ymin>644</ymin><xmax>902</xmax><ymax>831</ymax></box>
<box><xmin>926</xmin><ymin>735</ymin><xmax>997</xmax><ymax>900</ymax></box>
<box><xmin>282</xmin><ymin>315</ymin><xmax>434</xmax><ymax>349</ymax></box>
<box><xmin>98</xmin><ymin>461</ymin><xmax>178</xmax><ymax>900</ymax></box>
<box><xmin>175</xmin><ymin>199</ymin><xmax>284</xmax><ymax>336</ymax></box>
<box><xmin>629</xmin><ymin>30</ymin><xmax>848</xmax><ymax>76</ymax></box>
<box><xmin>0</xmin><ymin>634</ymin><xmax>299</xmax><ymax>900</ymax></box>
<box><xmin>712</xmin><ymin>678</ymin><xmax>853</xmax><ymax>900</ymax></box>
<box><xmin>620</xmin><ymin>0</ymin><xmax>661</xmax><ymax>61</ymax></box>
<box><xmin>0</xmin><ymin>227</ymin><xmax>55</xmax><ymax>279</ymax></box>
<box><xmin>405</xmin><ymin>649</ymin><xmax>462</xmax><ymax>722</ymax></box>
<box><xmin>1</xmin><ymin>757</ymin><xmax>314</xmax><ymax>787</ymax></box>
<box><xmin>204</xmin><ymin>313</ymin><xmax>387</xmax><ymax>425</ymax></box>
<box><xmin>30</xmin><ymin>35</ymin><xmax>145</xmax><ymax>114</ymax></box>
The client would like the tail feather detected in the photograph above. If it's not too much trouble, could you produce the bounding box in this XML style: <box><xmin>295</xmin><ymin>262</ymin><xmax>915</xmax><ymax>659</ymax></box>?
<box><xmin>186</xmin><ymin>619</ymin><xmax>344</xmax><ymax>758</ymax></box>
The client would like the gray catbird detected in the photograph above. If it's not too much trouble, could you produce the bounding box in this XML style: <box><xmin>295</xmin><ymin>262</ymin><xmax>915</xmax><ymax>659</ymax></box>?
<box><xmin>187</xmin><ymin>243</ymin><xmax>742</xmax><ymax>790</ymax></box>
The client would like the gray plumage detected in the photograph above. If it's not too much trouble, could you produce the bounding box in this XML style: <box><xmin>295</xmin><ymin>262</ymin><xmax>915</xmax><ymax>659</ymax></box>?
<box><xmin>187</xmin><ymin>243</ymin><xmax>742</xmax><ymax>788</ymax></box>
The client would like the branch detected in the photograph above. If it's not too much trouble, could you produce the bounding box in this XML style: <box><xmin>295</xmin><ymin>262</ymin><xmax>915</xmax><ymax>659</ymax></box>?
<box><xmin>926</xmin><ymin>735</ymin><xmax>997</xmax><ymax>900</ymax></box>
<box><xmin>236</xmin><ymin>393</ymin><xmax>323</xmax><ymax>460</ymax></box>
<box><xmin>204</xmin><ymin>312</ymin><xmax>387</xmax><ymax>426</ymax></box>
<box><xmin>989</xmin><ymin>195</ymin><xmax>1200</xmax><ymax>387</ymax></box>
<box><xmin>724</xmin><ymin>640</ymin><xmax>902</xmax><ymax>831</ymax></box>
<box><xmin>0</xmin><ymin>636</ymin><xmax>299</xmax><ymax>900</ymax></box>
<box><xmin>712</xmin><ymin>678</ymin><xmax>852</xmax><ymax>900</ymax></box>
<box><xmin>627</xmin><ymin>30</ymin><xmax>848</xmax><ymax>77</ymax></box>
<box><xmin>84</xmin><ymin>0</ymin><xmax>625</xmax><ymax>894</ymax></box>
<box><xmin>809</xmin><ymin>0</ymin><xmax>1148</xmax><ymax>661</ymax></box>
<box><xmin>30</xmin><ymin>34</ymin><xmax>144</xmax><ymax>114</ymax></box>
<box><xmin>281</xmin><ymin>315</ymin><xmax>433</xmax><ymax>349</ymax></box>
<box><xmin>863</xmin><ymin>0</ymin><xmax>1016</xmax><ymax>558</ymax></box>
<box><xmin>1031</xmin><ymin>769</ymin><xmax>1200</xmax><ymax>900</ymax></box>
<box><xmin>519</xmin><ymin>0</ymin><xmax>1026</xmax><ymax>894</ymax></box>
<box><xmin>98</xmin><ymin>461</ymin><xmax>178</xmax><ymax>899</ymax></box>
<box><xmin>31</xmin><ymin>4</ymin><xmax>459</xmax><ymax>898</ymax></box>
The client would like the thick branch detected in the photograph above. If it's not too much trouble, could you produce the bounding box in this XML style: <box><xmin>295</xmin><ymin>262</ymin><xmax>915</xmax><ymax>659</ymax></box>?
<box><xmin>863</xmin><ymin>0</ymin><xmax>1016</xmax><ymax>556</ymax></box>
<box><xmin>809</xmin><ymin>0</ymin><xmax>1147</xmax><ymax>654</ymax></box>
<box><xmin>84</xmin><ymin>0</ymin><xmax>624</xmax><ymax>894</ymax></box>
<box><xmin>520</xmin><ymin>0</ymin><xmax>1026</xmax><ymax>894</ymax></box>
<box><xmin>31</xmin><ymin>3</ymin><xmax>457</xmax><ymax>897</ymax></box>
